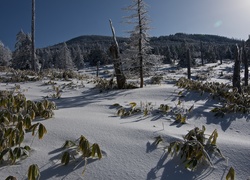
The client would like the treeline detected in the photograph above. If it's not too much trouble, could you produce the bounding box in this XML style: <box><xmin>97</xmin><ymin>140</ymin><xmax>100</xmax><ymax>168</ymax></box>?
<box><xmin>0</xmin><ymin>32</ymin><xmax>245</xmax><ymax>71</ymax></box>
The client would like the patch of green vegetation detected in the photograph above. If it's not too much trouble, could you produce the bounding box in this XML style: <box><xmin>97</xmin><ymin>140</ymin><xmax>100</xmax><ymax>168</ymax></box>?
<box><xmin>155</xmin><ymin>126</ymin><xmax>224</xmax><ymax>171</ymax></box>
<box><xmin>61</xmin><ymin>135</ymin><xmax>102</xmax><ymax>175</ymax></box>
<box><xmin>0</xmin><ymin>90</ymin><xmax>56</xmax><ymax>165</ymax></box>
<box><xmin>176</xmin><ymin>77</ymin><xmax>250</xmax><ymax>115</ymax></box>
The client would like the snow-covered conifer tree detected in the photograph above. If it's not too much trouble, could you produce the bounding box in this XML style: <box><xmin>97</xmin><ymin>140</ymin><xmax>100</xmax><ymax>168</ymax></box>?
<box><xmin>123</xmin><ymin>0</ymin><xmax>162</xmax><ymax>87</ymax></box>
<box><xmin>12</xmin><ymin>30</ymin><xmax>32</xmax><ymax>70</ymax></box>
<box><xmin>72</xmin><ymin>45</ymin><xmax>84</xmax><ymax>69</ymax></box>
<box><xmin>55</xmin><ymin>42</ymin><xmax>74</xmax><ymax>70</ymax></box>
<box><xmin>0</xmin><ymin>41</ymin><xmax>12</xmax><ymax>66</ymax></box>
<box><xmin>37</xmin><ymin>48</ymin><xmax>53</xmax><ymax>70</ymax></box>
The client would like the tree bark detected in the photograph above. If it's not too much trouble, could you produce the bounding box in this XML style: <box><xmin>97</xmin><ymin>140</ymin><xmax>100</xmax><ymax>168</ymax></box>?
<box><xmin>233</xmin><ymin>44</ymin><xmax>242</xmax><ymax>93</ymax></box>
<box><xmin>243</xmin><ymin>41</ymin><xmax>248</xmax><ymax>86</ymax></box>
<box><xmin>138</xmin><ymin>0</ymin><xmax>144</xmax><ymax>88</ymax></box>
<box><xmin>187</xmin><ymin>49</ymin><xmax>191</xmax><ymax>79</ymax></box>
<box><xmin>200</xmin><ymin>41</ymin><xmax>204</xmax><ymax>66</ymax></box>
<box><xmin>109</xmin><ymin>19</ymin><xmax>126</xmax><ymax>89</ymax></box>
<box><xmin>31</xmin><ymin>0</ymin><xmax>36</xmax><ymax>71</ymax></box>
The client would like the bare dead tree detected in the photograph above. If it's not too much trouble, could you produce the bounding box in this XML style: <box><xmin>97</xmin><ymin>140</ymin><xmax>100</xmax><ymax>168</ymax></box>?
<box><xmin>200</xmin><ymin>41</ymin><xmax>204</xmax><ymax>66</ymax></box>
<box><xmin>31</xmin><ymin>0</ymin><xmax>36</xmax><ymax>71</ymax></box>
<box><xmin>232</xmin><ymin>44</ymin><xmax>242</xmax><ymax>93</ymax></box>
<box><xmin>109</xmin><ymin>19</ymin><xmax>126</xmax><ymax>89</ymax></box>
<box><xmin>242</xmin><ymin>41</ymin><xmax>248</xmax><ymax>86</ymax></box>
<box><xmin>187</xmin><ymin>48</ymin><xmax>191</xmax><ymax>79</ymax></box>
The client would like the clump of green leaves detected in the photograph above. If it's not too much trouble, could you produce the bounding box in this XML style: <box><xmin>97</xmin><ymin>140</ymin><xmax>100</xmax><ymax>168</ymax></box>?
<box><xmin>5</xmin><ymin>163</ymin><xmax>41</xmax><ymax>180</ymax></box>
<box><xmin>114</xmin><ymin>102</ymin><xmax>154</xmax><ymax>118</ymax></box>
<box><xmin>5</xmin><ymin>175</ymin><xmax>17</xmax><ymax>180</ymax></box>
<box><xmin>0</xmin><ymin>91</ymin><xmax>55</xmax><ymax>164</ymax></box>
<box><xmin>43</xmin><ymin>80</ymin><xmax>57</xmax><ymax>85</ymax></box>
<box><xmin>153</xmin><ymin>135</ymin><xmax>163</xmax><ymax>145</ymax></box>
<box><xmin>150</xmin><ymin>75</ymin><xmax>163</xmax><ymax>84</ymax></box>
<box><xmin>28</xmin><ymin>164</ymin><xmax>40</xmax><ymax>180</ymax></box>
<box><xmin>93</xmin><ymin>77</ymin><xmax>115</xmax><ymax>92</ymax></box>
<box><xmin>44</xmin><ymin>69</ymin><xmax>86</xmax><ymax>81</ymax></box>
<box><xmin>50</xmin><ymin>85</ymin><xmax>62</xmax><ymax>99</ymax></box>
<box><xmin>158</xmin><ymin>104</ymin><xmax>171</xmax><ymax>113</ymax></box>
<box><xmin>0</xmin><ymin>69</ymin><xmax>41</xmax><ymax>83</ymax></box>
<box><xmin>172</xmin><ymin>95</ymin><xmax>194</xmax><ymax>124</ymax></box>
<box><xmin>176</xmin><ymin>77</ymin><xmax>250</xmax><ymax>115</ymax></box>
<box><xmin>61</xmin><ymin>135</ymin><xmax>102</xmax><ymax>175</ymax></box>
<box><xmin>165</xmin><ymin>126</ymin><xmax>224</xmax><ymax>171</ymax></box>
<box><xmin>226</xmin><ymin>167</ymin><xmax>235</xmax><ymax>180</ymax></box>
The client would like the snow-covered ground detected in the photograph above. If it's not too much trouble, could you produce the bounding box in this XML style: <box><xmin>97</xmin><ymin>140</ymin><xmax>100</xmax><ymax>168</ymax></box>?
<box><xmin>0</xmin><ymin>61</ymin><xmax>250</xmax><ymax>180</ymax></box>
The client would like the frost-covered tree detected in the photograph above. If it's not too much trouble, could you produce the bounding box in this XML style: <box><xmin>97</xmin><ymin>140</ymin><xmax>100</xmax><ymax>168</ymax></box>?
<box><xmin>204</xmin><ymin>44</ymin><xmax>217</xmax><ymax>63</ymax></box>
<box><xmin>12</xmin><ymin>30</ymin><xmax>32</xmax><ymax>70</ymax></box>
<box><xmin>37</xmin><ymin>48</ymin><xmax>53</xmax><ymax>70</ymax></box>
<box><xmin>225</xmin><ymin>46</ymin><xmax>233</xmax><ymax>59</ymax></box>
<box><xmin>55</xmin><ymin>42</ymin><xmax>74</xmax><ymax>70</ymax></box>
<box><xmin>162</xmin><ymin>45</ymin><xmax>172</xmax><ymax>64</ymax></box>
<box><xmin>0</xmin><ymin>41</ymin><xmax>12</xmax><ymax>66</ymax></box>
<box><xmin>88</xmin><ymin>48</ymin><xmax>108</xmax><ymax>66</ymax></box>
<box><xmin>123</xmin><ymin>0</ymin><xmax>161</xmax><ymax>88</ymax></box>
<box><xmin>178</xmin><ymin>42</ymin><xmax>196</xmax><ymax>68</ymax></box>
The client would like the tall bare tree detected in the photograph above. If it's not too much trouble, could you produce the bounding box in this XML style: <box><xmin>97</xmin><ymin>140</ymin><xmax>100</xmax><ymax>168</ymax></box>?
<box><xmin>200</xmin><ymin>41</ymin><xmax>204</xmax><ymax>66</ymax></box>
<box><xmin>31</xmin><ymin>0</ymin><xmax>36</xmax><ymax>71</ymax></box>
<box><xmin>242</xmin><ymin>41</ymin><xmax>248</xmax><ymax>86</ymax></box>
<box><xmin>232</xmin><ymin>44</ymin><xmax>242</xmax><ymax>93</ymax></box>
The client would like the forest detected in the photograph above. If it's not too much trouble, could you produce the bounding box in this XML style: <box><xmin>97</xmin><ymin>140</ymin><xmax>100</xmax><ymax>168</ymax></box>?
<box><xmin>0</xmin><ymin>32</ymin><xmax>244</xmax><ymax>70</ymax></box>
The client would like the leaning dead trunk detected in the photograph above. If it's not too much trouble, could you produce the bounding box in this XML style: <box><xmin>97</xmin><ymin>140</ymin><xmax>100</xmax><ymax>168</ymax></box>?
<box><xmin>109</xmin><ymin>19</ymin><xmax>126</xmax><ymax>89</ymax></box>
<box><xmin>232</xmin><ymin>44</ymin><xmax>242</xmax><ymax>93</ymax></box>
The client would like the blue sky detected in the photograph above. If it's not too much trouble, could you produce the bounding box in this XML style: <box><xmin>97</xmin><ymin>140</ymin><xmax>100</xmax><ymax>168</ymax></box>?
<box><xmin>1</xmin><ymin>0</ymin><xmax>250</xmax><ymax>50</ymax></box>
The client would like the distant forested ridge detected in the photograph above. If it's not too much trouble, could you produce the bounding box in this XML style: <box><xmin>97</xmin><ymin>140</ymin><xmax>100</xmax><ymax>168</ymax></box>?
<box><xmin>1</xmin><ymin>33</ymin><xmax>243</xmax><ymax>70</ymax></box>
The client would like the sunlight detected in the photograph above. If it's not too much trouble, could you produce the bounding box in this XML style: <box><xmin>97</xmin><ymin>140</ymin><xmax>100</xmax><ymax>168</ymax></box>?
<box><xmin>214</xmin><ymin>20</ymin><xmax>223</xmax><ymax>28</ymax></box>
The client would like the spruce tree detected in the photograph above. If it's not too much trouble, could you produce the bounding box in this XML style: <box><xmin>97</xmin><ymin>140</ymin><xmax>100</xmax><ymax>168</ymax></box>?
<box><xmin>55</xmin><ymin>42</ymin><xmax>74</xmax><ymax>70</ymax></box>
<box><xmin>12</xmin><ymin>30</ymin><xmax>32</xmax><ymax>70</ymax></box>
<box><xmin>0</xmin><ymin>41</ymin><xmax>11</xmax><ymax>66</ymax></box>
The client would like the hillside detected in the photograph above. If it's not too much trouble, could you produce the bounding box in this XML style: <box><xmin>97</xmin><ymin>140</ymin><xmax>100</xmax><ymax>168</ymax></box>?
<box><xmin>35</xmin><ymin>33</ymin><xmax>241</xmax><ymax>70</ymax></box>
<box><xmin>50</xmin><ymin>33</ymin><xmax>241</xmax><ymax>50</ymax></box>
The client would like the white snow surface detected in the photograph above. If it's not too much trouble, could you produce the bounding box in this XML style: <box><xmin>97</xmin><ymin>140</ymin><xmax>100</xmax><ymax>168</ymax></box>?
<box><xmin>0</xmin><ymin>62</ymin><xmax>250</xmax><ymax>180</ymax></box>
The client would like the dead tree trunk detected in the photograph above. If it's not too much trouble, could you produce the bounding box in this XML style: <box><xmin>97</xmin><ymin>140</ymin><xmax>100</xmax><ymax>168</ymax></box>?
<box><xmin>137</xmin><ymin>1</ymin><xmax>144</xmax><ymax>88</ymax></box>
<box><xmin>109</xmin><ymin>19</ymin><xmax>126</xmax><ymax>89</ymax></box>
<box><xmin>242</xmin><ymin>41</ymin><xmax>248</xmax><ymax>86</ymax></box>
<box><xmin>187</xmin><ymin>49</ymin><xmax>191</xmax><ymax>79</ymax></box>
<box><xmin>233</xmin><ymin>44</ymin><xmax>242</xmax><ymax>93</ymax></box>
<box><xmin>31</xmin><ymin>0</ymin><xmax>36</xmax><ymax>72</ymax></box>
<box><xmin>200</xmin><ymin>41</ymin><xmax>204</xmax><ymax>66</ymax></box>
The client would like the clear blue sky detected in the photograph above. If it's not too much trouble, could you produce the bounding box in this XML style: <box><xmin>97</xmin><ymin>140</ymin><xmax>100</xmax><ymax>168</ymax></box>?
<box><xmin>1</xmin><ymin>0</ymin><xmax>250</xmax><ymax>50</ymax></box>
